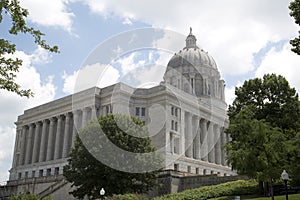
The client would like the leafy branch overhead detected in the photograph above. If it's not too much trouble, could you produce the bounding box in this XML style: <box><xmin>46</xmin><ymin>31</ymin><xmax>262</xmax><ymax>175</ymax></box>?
<box><xmin>289</xmin><ymin>0</ymin><xmax>300</xmax><ymax>55</ymax></box>
<box><xmin>0</xmin><ymin>0</ymin><xmax>59</xmax><ymax>97</ymax></box>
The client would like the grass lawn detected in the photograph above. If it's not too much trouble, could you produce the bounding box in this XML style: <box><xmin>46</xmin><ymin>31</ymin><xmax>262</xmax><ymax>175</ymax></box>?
<box><xmin>211</xmin><ymin>194</ymin><xmax>300</xmax><ymax>200</ymax></box>
<box><xmin>244</xmin><ymin>193</ymin><xmax>300</xmax><ymax>200</ymax></box>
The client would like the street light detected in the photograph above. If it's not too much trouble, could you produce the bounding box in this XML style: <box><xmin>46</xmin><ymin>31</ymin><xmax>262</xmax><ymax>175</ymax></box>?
<box><xmin>281</xmin><ymin>170</ymin><xmax>289</xmax><ymax>200</ymax></box>
<box><xmin>100</xmin><ymin>188</ymin><xmax>105</xmax><ymax>199</ymax></box>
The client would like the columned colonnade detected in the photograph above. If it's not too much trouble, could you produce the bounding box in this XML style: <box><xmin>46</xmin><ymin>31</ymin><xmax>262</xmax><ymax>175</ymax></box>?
<box><xmin>13</xmin><ymin>106</ymin><xmax>95</xmax><ymax>169</ymax></box>
<box><xmin>179</xmin><ymin>110</ymin><xmax>229</xmax><ymax>167</ymax></box>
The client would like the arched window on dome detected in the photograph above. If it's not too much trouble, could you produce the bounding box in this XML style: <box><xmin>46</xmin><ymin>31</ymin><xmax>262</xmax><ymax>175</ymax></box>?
<box><xmin>195</xmin><ymin>74</ymin><xmax>203</xmax><ymax>96</ymax></box>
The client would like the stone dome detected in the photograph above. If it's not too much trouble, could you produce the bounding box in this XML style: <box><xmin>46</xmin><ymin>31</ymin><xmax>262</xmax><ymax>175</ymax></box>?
<box><xmin>168</xmin><ymin>28</ymin><xmax>218</xmax><ymax>70</ymax></box>
<box><xmin>167</xmin><ymin>28</ymin><xmax>218</xmax><ymax>70</ymax></box>
<box><xmin>167</xmin><ymin>48</ymin><xmax>218</xmax><ymax>70</ymax></box>
<box><xmin>163</xmin><ymin>28</ymin><xmax>225</xmax><ymax>101</ymax></box>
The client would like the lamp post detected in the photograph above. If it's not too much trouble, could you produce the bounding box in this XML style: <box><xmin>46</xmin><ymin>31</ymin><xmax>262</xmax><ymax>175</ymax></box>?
<box><xmin>100</xmin><ymin>188</ymin><xmax>105</xmax><ymax>199</ymax></box>
<box><xmin>281</xmin><ymin>170</ymin><xmax>289</xmax><ymax>200</ymax></box>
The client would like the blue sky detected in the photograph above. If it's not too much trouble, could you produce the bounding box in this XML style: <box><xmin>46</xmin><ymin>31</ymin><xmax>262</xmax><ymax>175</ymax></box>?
<box><xmin>0</xmin><ymin>0</ymin><xmax>300</xmax><ymax>182</ymax></box>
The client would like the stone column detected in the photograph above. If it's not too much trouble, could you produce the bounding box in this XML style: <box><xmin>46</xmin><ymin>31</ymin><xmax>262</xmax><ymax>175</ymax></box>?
<box><xmin>215</xmin><ymin>125</ymin><xmax>222</xmax><ymax>165</ymax></box>
<box><xmin>82</xmin><ymin>107</ymin><xmax>91</xmax><ymax>127</ymax></box>
<box><xmin>221</xmin><ymin>127</ymin><xmax>226</xmax><ymax>166</ymax></box>
<box><xmin>193</xmin><ymin>116</ymin><xmax>201</xmax><ymax>159</ymax></box>
<box><xmin>200</xmin><ymin>119</ymin><xmax>208</xmax><ymax>161</ymax></box>
<box><xmin>46</xmin><ymin>117</ymin><xmax>56</xmax><ymax>161</ymax></box>
<box><xmin>185</xmin><ymin>112</ymin><xmax>192</xmax><ymax>158</ymax></box>
<box><xmin>25</xmin><ymin>123</ymin><xmax>35</xmax><ymax>164</ymax></box>
<box><xmin>208</xmin><ymin>121</ymin><xmax>215</xmax><ymax>163</ymax></box>
<box><xmin>91</xmin><ymin>106</ymin><xmax>98</xmax><ymax>119</ymax></box>
<box><xmin>19</xmin><ymin>126</ymin><xmax>28</xmax><ymax>165</ymax></box>
<box><xmin>39</xmin><ymin>119</ymin><xmax>48</xmax><ymax>162</ymax></box>
<box><xmin>71</xmin><ymin>110</ymin><xmax>80</xmax><ymax>148</ymax></box>
<box><xmin>32</xmin><ymin>121</ymin><xmax>42</xmax><ymax>163</ymax></box>
<box><xmin>12</xmin><ymin>128</ymin><xmax>21</xmax><ymax>167</ymax></box>
<box><xmin>226</xmin><ymin>133</ymin><xmax>231</xmax><ymax>167</ymax></box>
<box><xmin>62</xmin><ymin>113</ymin><xmax>71</xmax><ymax>158</ymax></box>
<box><xmin>54</xmin><ymin>115</ymin><xmax>63</xmax><ymax>159</ymax></box>
<box><xmin>180</xmin><ymin>109</ymin><xmax>185</xmax><ymax>154</ymax></box>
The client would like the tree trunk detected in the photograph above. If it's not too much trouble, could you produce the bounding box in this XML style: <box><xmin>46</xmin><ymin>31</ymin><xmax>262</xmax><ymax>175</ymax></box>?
<box><xmin>269</xmin><ymin>178</ymin><xmax>274</xmax><ymax>200</ymax></box>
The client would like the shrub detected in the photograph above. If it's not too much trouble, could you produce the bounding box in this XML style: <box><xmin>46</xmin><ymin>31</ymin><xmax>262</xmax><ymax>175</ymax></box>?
<box><xmin>106</xmin><ymin>193</ymin><xmax>148</xmax><ymax>200</ymax></box>
<box><xmin>153</xmin><ymin>180</ymin><xmax>259</xmax><ymax>200</ymax></box>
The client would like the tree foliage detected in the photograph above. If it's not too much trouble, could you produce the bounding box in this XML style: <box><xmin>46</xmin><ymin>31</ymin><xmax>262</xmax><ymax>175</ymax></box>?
<box><xmin>0</xmin><ymin>0</ymin><xmax>58</xmax><ymax>97</ymax></box>
<box><xmin>289</xmin><ymin>0</ymin><xmax>300</xmax><ymax>55</ymax></box>
<box><xmin>226</xmin><ymin>74</ymin><xmax>300</xmax><ymax>183</ymax></box>
<box><xmin>63</xmin><ymin>114</ymin><xmax>162</xmax><ymax>200</ymax></box>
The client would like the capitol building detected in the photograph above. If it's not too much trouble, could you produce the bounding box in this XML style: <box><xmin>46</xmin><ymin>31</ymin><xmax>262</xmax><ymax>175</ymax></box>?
<box><xmin>5</xmin><ymin>29</ymin><xmax>235</xmax><ymax>198</ymax></box>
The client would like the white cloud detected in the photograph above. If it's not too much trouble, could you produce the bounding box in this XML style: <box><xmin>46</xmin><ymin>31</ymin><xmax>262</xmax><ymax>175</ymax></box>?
<box><xmin>255</xmin><ymin>42</ymin><xmax>300</xmax><ymax>94</ymax></box>
<box><xmin>0</xmin><ymin>49</ymin><xmax>56</xmax><ymax>181</ymax></box>
<box><xmin>20</xmin><ymin>0</ymin><xmax>74</xmax><ymax>32</ymax></box>
<box><xmin>0</xmin><ymin>127</ymin><xmax>15</xmax><ymax>182</ymax></box>
<box><xmin>81</xmin><ymin>0</ymin><xmax>298</xmax><ymax>77</ymax></box>
<box><xmin>30</xmin><ymin>47</ymin><xmax>52</xmax><ymax>65</ymax></box>
<box><xmin>62</xmin><ymin>70</ymin><xmax>78</xmax><ymax>94</ymax></box>
<box><xmin>117</xmin><ymin>52</ymin><xmax>145</xmax><ymax>75</ymax></box>
<box><xmin>225</xmin><ymin>86</ymin><xmax>236</xmax><ymax>106</ymax></box>
<box><xmin>62</xmin><ymin>63</ymin><xmax>120</xmax><ymax>94</ymax></box>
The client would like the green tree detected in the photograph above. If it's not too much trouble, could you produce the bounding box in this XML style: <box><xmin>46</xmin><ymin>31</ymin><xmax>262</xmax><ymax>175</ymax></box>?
<box><xmin>63</xmin><ymin>114</ymin><xmax>162</xmax><ymax>200</ymax></box>
<box><xmin>225</xmin><ymin>74</ymin><xmax>300</xmax><ymax>198</ymax></box>
<box><xmin>289</xmin><ymin>0</ymin><xmax>300</xmax><ymax>55</ymax></box>
<box><xmin>0</xmin><ymin>0</ymin><xmax>58</xmax><ymax>97</ymax></box>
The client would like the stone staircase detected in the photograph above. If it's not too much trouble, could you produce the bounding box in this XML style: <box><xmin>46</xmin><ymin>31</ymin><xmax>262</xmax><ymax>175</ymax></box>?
<box><xmin>38</xmin><ymin>179</ymin><xmax>68</xmax><ymax>199</ymax></box>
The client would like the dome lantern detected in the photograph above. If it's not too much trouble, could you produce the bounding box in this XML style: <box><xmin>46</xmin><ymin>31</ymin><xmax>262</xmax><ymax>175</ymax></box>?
<box><xmin>184</xmin><ymin>27</ymin><xmax>198</xmax><ymax>49</ymax></box>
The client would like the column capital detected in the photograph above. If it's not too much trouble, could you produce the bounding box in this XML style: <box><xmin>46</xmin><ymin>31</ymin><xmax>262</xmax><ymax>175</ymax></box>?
<box><xmin>73</xmin><ymin>109</ymin><xmax>81</xmax><ymax>114</ymax></box>
<box><xmin>35</xmin><ymin>121</ymin><xmax>42</xmax><ymax>126</ymax></box>
<box><xmin>29</xmin><ymin>123</ymin><xmax>35</xmax><ymax>127</ymax></box>
<box><xmin>42</xmin><ymin>119</ymin><xmax>49</xmax><ymax>123</ymax></box>
<box><xmin>56</xmin><ymin>114</ymin><xmax>64</xmax><ymax>120</ymax></box>
<box><xmin>22</xmin><ymin>125</ymin><xmax>28</xmax><ymax>129</ymax></box>
<box><xmin>65</xmin><ymin>112</ymin><xmax>72</xmax><ymax>117</ymax></box>
<box><xmin>83</xmin><ymin>106</ymin><xmax>91</xmax><ymax>111</ymax></box>
<box><xmin>49</xmin><ymin>117</ymin><xmax>57</xmax><ymax>122</ymax></box>
<box><xmin>200</xmin><ymin>118</ymin><xmax>207</xmax><ymax>123</ymax></box>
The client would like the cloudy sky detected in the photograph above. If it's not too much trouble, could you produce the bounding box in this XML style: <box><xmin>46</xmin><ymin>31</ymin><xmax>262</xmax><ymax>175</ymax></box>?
<box><xmin>0</xmin><ymin>0</ymin><xmax>299</xmax><ymax>182</ymax></box>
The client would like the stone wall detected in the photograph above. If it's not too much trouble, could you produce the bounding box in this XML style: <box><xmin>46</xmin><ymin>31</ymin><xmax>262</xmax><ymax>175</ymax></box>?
<box><xmin>149</xmin><ymin>170</ymin><xmax>249</xmax><ymax>197</ymax></box>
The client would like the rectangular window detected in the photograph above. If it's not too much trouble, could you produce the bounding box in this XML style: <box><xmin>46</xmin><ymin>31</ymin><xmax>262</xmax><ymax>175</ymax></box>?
<box><xmin>203</xmin><ymin>169</ymin><xmax>206</xmax><ymax>175</ymax></box>
<box><xmin>39</xmin><ymin>169</ymin><xmax>43</xmax><ymax>177</ymax></box>
<box><xmin>171</xmin><ymin>120</ymin><xmax>174</xmax><ymax>130</ymax></box>
<box><xmin>32</xmin><ymin>171</ymin><xmax>35</xmax><ymax>178</ymax></box>
<box><xmin>187</xmin><ymin>166</ymin><xmax>191</xmax><ymax>173</ymax></box>
<box><xmin>174</xmin><ymin>164</ymin><xmax>179</xmax><ymax>171</ymax></box>
<box><xmin>196</xmin><ymin>168</ymin><xmax>199</xmax><ymax>174</ymax></box>
<box><xmin>47</xmin><ymin>168</ymin><xmax>51</xmax><ymax>176</ymax></box>
<box><xmin>54</xmin><ymin>167</ymin><xmax>59</xmax><ymax>175</ymax></box>
<box><xmin>135</xmin><ymin>107</ymin><xmax>140</xmax><ymax>116</ymax></box>
<box><xmin>175</xmin><ymin>122</ymin><xmax>178</xmax><ymax>131</ymax></box>
<box><xmin>141</xmin><ymin>107</ymin><xmax>146</xmax><ymax>116</ymax></box>
<box><xmin>171</xmin><ymin>107</ymin><xmax>174</xmax><ymax>115</ymax></box>
<box><xmin>106</xmin><ymin>105</ymin><xmax>112</xmax><ymax>113</ymax></box>
<box><xmin>18</xmin><ymin>172</ymin><xmax>22</xmax><ymax>179</ymax></box>
<box><xmin>174</xmin><ymin>138</ymin><xmax>179</xmax><ymax>154</ymax></box>
<box><xmin>25</xmin><ymin>171</ymin><xmax>28</xmax><ymax>178</ymax></box>
<box><xmin>175</xmin><ymin>108</ymin><xmax>178</xmax><ymax>117</ymax></box>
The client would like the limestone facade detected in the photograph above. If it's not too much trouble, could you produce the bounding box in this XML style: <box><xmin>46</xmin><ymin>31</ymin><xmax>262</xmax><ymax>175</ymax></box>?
<box><xmin>9</xmin><ymin>29</ymin><xmax>235</xmax><ymax>186</ymax></box>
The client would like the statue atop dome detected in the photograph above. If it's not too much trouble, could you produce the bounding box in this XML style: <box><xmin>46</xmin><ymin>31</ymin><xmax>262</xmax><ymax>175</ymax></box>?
<box><xmin>185</xmin><ymin>27</ymin><xmax>198</xmax><ymax>49</ymax></box>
